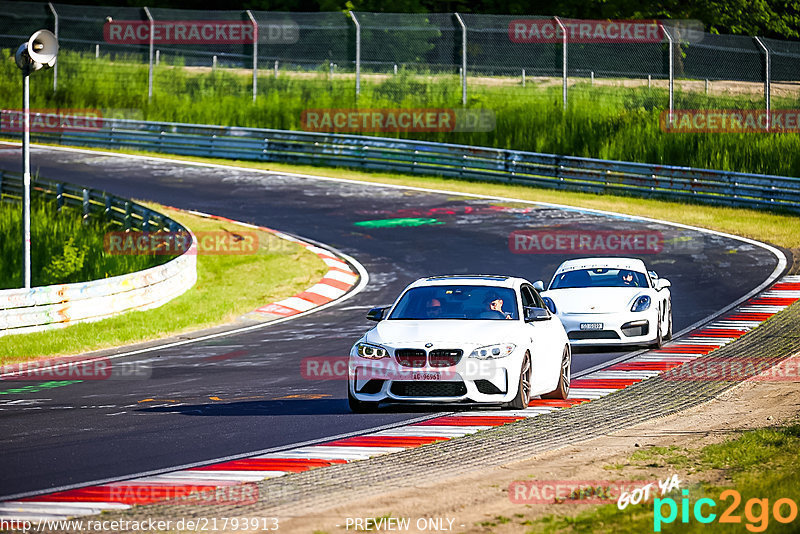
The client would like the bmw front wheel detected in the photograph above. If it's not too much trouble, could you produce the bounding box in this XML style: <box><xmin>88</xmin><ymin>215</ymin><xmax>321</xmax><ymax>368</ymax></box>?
<box><xmin>542</xmin><ymin>345</ymin><xmax>571</xmax><ymax>400</ymax></box>
<box><xmin>504</xmin><ymin>351</ymin><xmax>532</xmax><ymax>409</ymax></box>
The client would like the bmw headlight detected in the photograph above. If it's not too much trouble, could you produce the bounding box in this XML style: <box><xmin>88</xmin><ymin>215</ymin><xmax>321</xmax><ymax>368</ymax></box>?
<box><xmin>356</xmin><ymin>342</ymin><xmax>389</xmax><ymax>359</ymax></box>
<box><xmin>631</xmin><ymin>295</ymin><xmax>652</xmax><ymax>312</ymax></box>
<box><xmin>469</xmin><ymin>343</ymin><xmax>516</xmax><ymax>359</ymax></box>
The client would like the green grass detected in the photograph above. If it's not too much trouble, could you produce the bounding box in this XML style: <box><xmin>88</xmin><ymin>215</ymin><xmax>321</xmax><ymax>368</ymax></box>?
<box><xmin>521</xmin><ymin>423</ymin><xmax>800</xmax><ymax>533</ymax></box>
<box><xmin>1</xmin><ymin>204</ymin><xmax>328</xmax><ymax>363</ymax></box>
<box><xmin>3</xmin><ymin>49</ymin><xmax>800</xmax><ymax>176</ymax></box>
<box><xmin>0</xmin><ymin>198</ymin><xmax>170</xmax><ymax>289</ymax></box>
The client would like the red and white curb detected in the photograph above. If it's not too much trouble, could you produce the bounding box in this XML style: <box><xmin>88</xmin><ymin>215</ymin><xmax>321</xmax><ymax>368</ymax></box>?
<box><xmin>182</xmin><ymin>209</ymin><xmax>360</xmax><ymax>319</ymax></box>
<box><xmin>2</xmin><ymin>275</ymin><xmax>798</xmax><ymax>521</ymax></box>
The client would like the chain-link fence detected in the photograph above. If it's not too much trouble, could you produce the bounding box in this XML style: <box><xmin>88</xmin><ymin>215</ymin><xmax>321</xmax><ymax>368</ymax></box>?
<box><xmin>2</xmin><ymin>4</ymin><xmax>800</xmax><ymax>127</ymax></box>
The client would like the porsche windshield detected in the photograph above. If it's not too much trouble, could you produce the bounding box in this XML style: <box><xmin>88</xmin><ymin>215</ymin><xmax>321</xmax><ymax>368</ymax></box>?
<box><xmin>549</xmin><ymin>268</ymin><xmax>649</xmax><ymax>289</ymax></box>
<box><xmin>388</xmin><ymin>285</ymin><xmax>519</xmax><ymax>320</ymax></box>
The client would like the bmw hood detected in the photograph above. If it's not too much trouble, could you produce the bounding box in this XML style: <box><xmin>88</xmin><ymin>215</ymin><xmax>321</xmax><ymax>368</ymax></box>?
<box><xmin>368</xmin><ymin>320</ymin><xmax>522</xmax><ymax>346</ymax></box>
<box><xmin>544</xmin><ymin>288</ymin><xmax>644</xmax><ymax>314</ymax></box>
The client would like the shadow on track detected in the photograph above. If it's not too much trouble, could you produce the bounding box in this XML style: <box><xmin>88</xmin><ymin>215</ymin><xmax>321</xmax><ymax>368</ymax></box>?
<box><xmin>136</xmin><ymin>399</ymin><xmax>519</xmax><ymax>416</ymax></box>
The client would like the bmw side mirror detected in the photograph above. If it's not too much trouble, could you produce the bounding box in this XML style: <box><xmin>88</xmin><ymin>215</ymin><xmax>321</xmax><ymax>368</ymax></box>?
<box><xmin>524</xmin><ymin>306</ymin><xmax>551</xmax><ymax>322</ymax></box>
<box><xmin>533</xmin><ymin>280</ymin><xmax>545</xmax><ymax>291</ymax></box>
<box><xmin>366</xmin><ymin>307</ymin><xmax>386</xmax><ymax>322</ymax></box>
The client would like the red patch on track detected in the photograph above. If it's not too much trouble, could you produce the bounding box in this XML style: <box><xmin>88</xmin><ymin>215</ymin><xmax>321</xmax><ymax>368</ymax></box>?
<box><xmin>529</xmin><ymin>398</ymin><xmax>589</xmax><ymax>407</ymax></box>
<box><xmin>190</xmin><ymin>458</ymin><xmax>345</xmax><ymax>472</ymax></box>
<box><xmin>569</xmin><ymin>378</ymin><xmax>642</xmax><ymax>389</ymax></box>
<box><xmin>321</xmin><ymin>435</ymin><xmax>448</xmax><ymax>447</ymax></box>
<box><xmin>295</xmin><ymin>292</ymin><xmax>332</xmax><ymax>305</ymax></box>
<box><xmin>607</xmin><ymin>361</ymin><xmax>683</xmax><ymax>371</ymax></box>
<box><xmin>319</xmin><ymin>277</ymin><xmax>353</xmax><ymax>291</ymax></box>
<box><xmin>413</xmin><ymin>416</ymin><xmax>523</xmax><ymax>427</ymax></box>
<box><xmin>650</xmin><ymin>345</ymin><xmax>720</xmax><ymax>355</ymax></box>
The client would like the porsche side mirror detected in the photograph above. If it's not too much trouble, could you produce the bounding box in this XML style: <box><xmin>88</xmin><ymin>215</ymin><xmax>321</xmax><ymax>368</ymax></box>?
<box><xmin>655</xmin><ymin>279</ymin><xmax>671</xmax><ymax>290</ymax></box>
<box><xmin>533</xmin><ymin>280</ymin><xmax>545</xmax><ymax>291</ymax></box>
<box><xmin>366</xmin><ymin>307</ymin><xmax>387</xmax><ymax>321</ymax></box>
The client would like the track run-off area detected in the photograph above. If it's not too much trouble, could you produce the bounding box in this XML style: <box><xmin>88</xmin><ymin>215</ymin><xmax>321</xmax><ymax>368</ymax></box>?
<box><xmin>0</xmin><ymin>145</ymin><xmax>793</xmax><ymax>521</ymax></box>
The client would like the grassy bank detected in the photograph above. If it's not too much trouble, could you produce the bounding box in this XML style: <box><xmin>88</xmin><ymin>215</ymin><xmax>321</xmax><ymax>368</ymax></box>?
<box><xmin>0</xmin><ymin>199</ymin><xmax>171</xmax><ymax>289</ymax></box>
<box><xmin>1</xmin><ymin>204</ymin><xmax>328</xmax><ymax>363</ymax></box>
<box><xmin>2</xmin><ymin>50</ymin><xmax>800</xmax><ymax>176</ymax></box>
<box><xmin>516</xmin><ymin>421</ymin><xmax>800</xmax><ymax>533</ymax></box>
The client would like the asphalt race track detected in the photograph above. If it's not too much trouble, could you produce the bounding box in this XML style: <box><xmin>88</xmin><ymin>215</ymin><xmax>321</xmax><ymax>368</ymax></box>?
<box><xmin>0</xmin><ymin>147</ymin><xmax>782</xmax><ymax>499</ymax></box>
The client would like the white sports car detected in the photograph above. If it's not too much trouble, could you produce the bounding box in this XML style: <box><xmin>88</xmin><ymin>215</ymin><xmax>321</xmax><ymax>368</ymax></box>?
<box><xmin>348</xmin><ymin>275</ymin><xmax>571</xmax><ymax>413</ymax></box>
<box><xmin>535</xmin><ymin>258</ymin><xmax>672</xmax><ymax>348</ymax></box>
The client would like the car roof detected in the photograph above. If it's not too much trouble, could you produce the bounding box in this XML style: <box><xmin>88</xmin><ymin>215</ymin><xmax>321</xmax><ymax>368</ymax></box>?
<box><xmin>407</xmin><ymin>275</ymin><xmax>525</xmax><ymax>289</ymax></box>
<box><xmin>554</xmin><ymin>257</ymin><xmax>648</xmax><ymax>274</ymax></box>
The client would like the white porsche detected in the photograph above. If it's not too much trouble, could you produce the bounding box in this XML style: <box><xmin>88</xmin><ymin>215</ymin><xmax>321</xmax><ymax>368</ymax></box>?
<box><xmin>535</xmin><ymin>258</ymin><xmax>672</xmax><ymax>348</ymax></box>
<box><xmin>348</xmin><ymin>275</ymin><xmax>571</xmax><ymax>413</ymax></box>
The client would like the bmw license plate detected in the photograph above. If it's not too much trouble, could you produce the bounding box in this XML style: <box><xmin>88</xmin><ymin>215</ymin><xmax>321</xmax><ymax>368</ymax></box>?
<box><xmin>411</xmin><ymin>372</ymin><xmax>441</xmax><ymax>381</ymax></box>
<box><xmin>580</xmin><ymin>323</ymin><xmax>603</xmax><ymax>331</ymax></box>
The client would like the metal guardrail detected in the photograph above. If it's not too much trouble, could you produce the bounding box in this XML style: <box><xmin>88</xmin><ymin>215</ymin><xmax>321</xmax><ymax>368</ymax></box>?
<box><xmin>0</xmin><ymin>170</ymin><xmax>197</xmax><ymax>336</ymax></box>
<box><xmin>0</xmin><ymin>170</ymin><xmax>183</xmax><ymax>233</ymax></box>
<box><xmin>2</xmin><ymin>115</ymin><xmax>800</xmax><ymax>214</ymax></box>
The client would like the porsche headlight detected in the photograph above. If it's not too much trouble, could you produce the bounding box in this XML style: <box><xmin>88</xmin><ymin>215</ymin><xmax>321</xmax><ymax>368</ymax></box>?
<box><xmin>469</xmin><ymin>343</ymin><xmax>516</xmax><ymax>359</ymax></box>
<box><xmin>631</xmin><ymin>295</ymin><xmax>652</xmax><ymax>312</ymax></box>
<box><xmin>356</xmin><ymin>342</ymin><xmax>389</xmax><ymax>359</ymax></box>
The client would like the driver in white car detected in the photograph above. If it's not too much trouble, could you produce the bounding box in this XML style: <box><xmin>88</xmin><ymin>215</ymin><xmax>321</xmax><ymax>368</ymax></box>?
<box><xmin>619</xmin><ymin>269</ymin><xmax>638</xmax><ymax>287</ymax></box>
<box><xmin>425</xmin><ymin>298</ymin><xmax>444</xmax><ymax>318</ymax></box>
<box><xmin>487</xmin><ymin>294</ymin><xmax>513</xmax><ymax>320</ymax></box>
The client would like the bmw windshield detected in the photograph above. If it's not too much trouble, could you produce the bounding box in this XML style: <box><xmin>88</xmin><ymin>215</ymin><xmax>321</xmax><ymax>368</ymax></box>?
<box><xmin>388</xmin><ymin>285</ymin><xmax>519</xmax><ymax>320</ymax></box>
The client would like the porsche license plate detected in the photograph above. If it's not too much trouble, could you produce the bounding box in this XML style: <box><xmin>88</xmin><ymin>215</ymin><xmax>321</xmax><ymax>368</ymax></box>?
<box><xmin>580</xmin><ymin>323</ymin><xmax>603</xmax><ymax>331</ymax></box>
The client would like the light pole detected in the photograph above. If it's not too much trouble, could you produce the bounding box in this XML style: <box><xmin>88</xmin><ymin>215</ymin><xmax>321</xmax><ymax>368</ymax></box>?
<box><xmin>14</xmin><ymin>30</ymin><xmax>58</xmax><ymax>289</ymax></box>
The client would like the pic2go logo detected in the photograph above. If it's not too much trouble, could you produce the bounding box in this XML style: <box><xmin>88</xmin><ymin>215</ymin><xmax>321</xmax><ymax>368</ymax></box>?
<box><xmin>653</xmin><ymin>490</ymin><xmax>799</xmax><ymax>532</ymax></box>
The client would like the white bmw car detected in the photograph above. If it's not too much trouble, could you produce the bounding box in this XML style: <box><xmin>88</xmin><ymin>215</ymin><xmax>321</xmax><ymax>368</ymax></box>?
<box><xmin>536</xmin><ymin>258</ymin><xmax>672</xmax><ymax>348</ymax></box>
<box><xmin>347</xmin><ymin>275</ymin><xmax>571</xmax><ymax>413</ymax></box>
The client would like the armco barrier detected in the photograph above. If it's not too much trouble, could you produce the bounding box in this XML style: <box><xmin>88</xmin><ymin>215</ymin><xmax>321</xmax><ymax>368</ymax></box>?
<box><xmin>2</xmin><ymin>114</ymin><xmax>799</xmax><ymax>214</ymax></box>
<box><xmin>0</xmin><ymin>171</ymin><xmax>196</xmax><ymax>336</ymax></box>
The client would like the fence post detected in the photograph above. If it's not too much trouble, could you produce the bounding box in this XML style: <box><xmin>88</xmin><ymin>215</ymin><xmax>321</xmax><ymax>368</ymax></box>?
<box><xmin>246</xmin><ymin>10</ymin><xmax>257</xmax><ymax>103</ymax></box>
<box><xmin>82</xmin><ymin>188</ymin><xmax>90</xmax><ymax>223</ymax></box>
<box><xmin>662</xmin><ymin>24</ymin><xmax>674</xmax><ymax>124</ymax></box>
<box><xmin>754</xmin><ymin>37</ymin><xmax>771</xmax><ymax>132</ymax></box>
<box><xmin>48</xmin><ymin>2</ymin><xmax>58</xmax><ymax>92</ymax></box>
<box><xmin>124</xmin><ymin>202</ymin><xmax>131</xmax><ymax>230</ymax></box>
<box><xmin>349</xmin><ymin>11</ymin><xmax>361</xmax><ymax>97</ymax></box>
<box><xmin>554</xmin><ymin>16</ymin><xmax>567</xmax><ymax>110</ymax></box>
<box><xmin>455</xmin><ymin>12</ymin><xmax>467</xmax><ymax>106</ymax></box>
<box><xmin>144</xmin><ymin>7</ymin><xmax>154</xmax><ymax>100</ymax></box>
<box><xmin>56</xmin><ymin>182</ymin><xmax>64</xmax><ymax>211</ymax></box>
